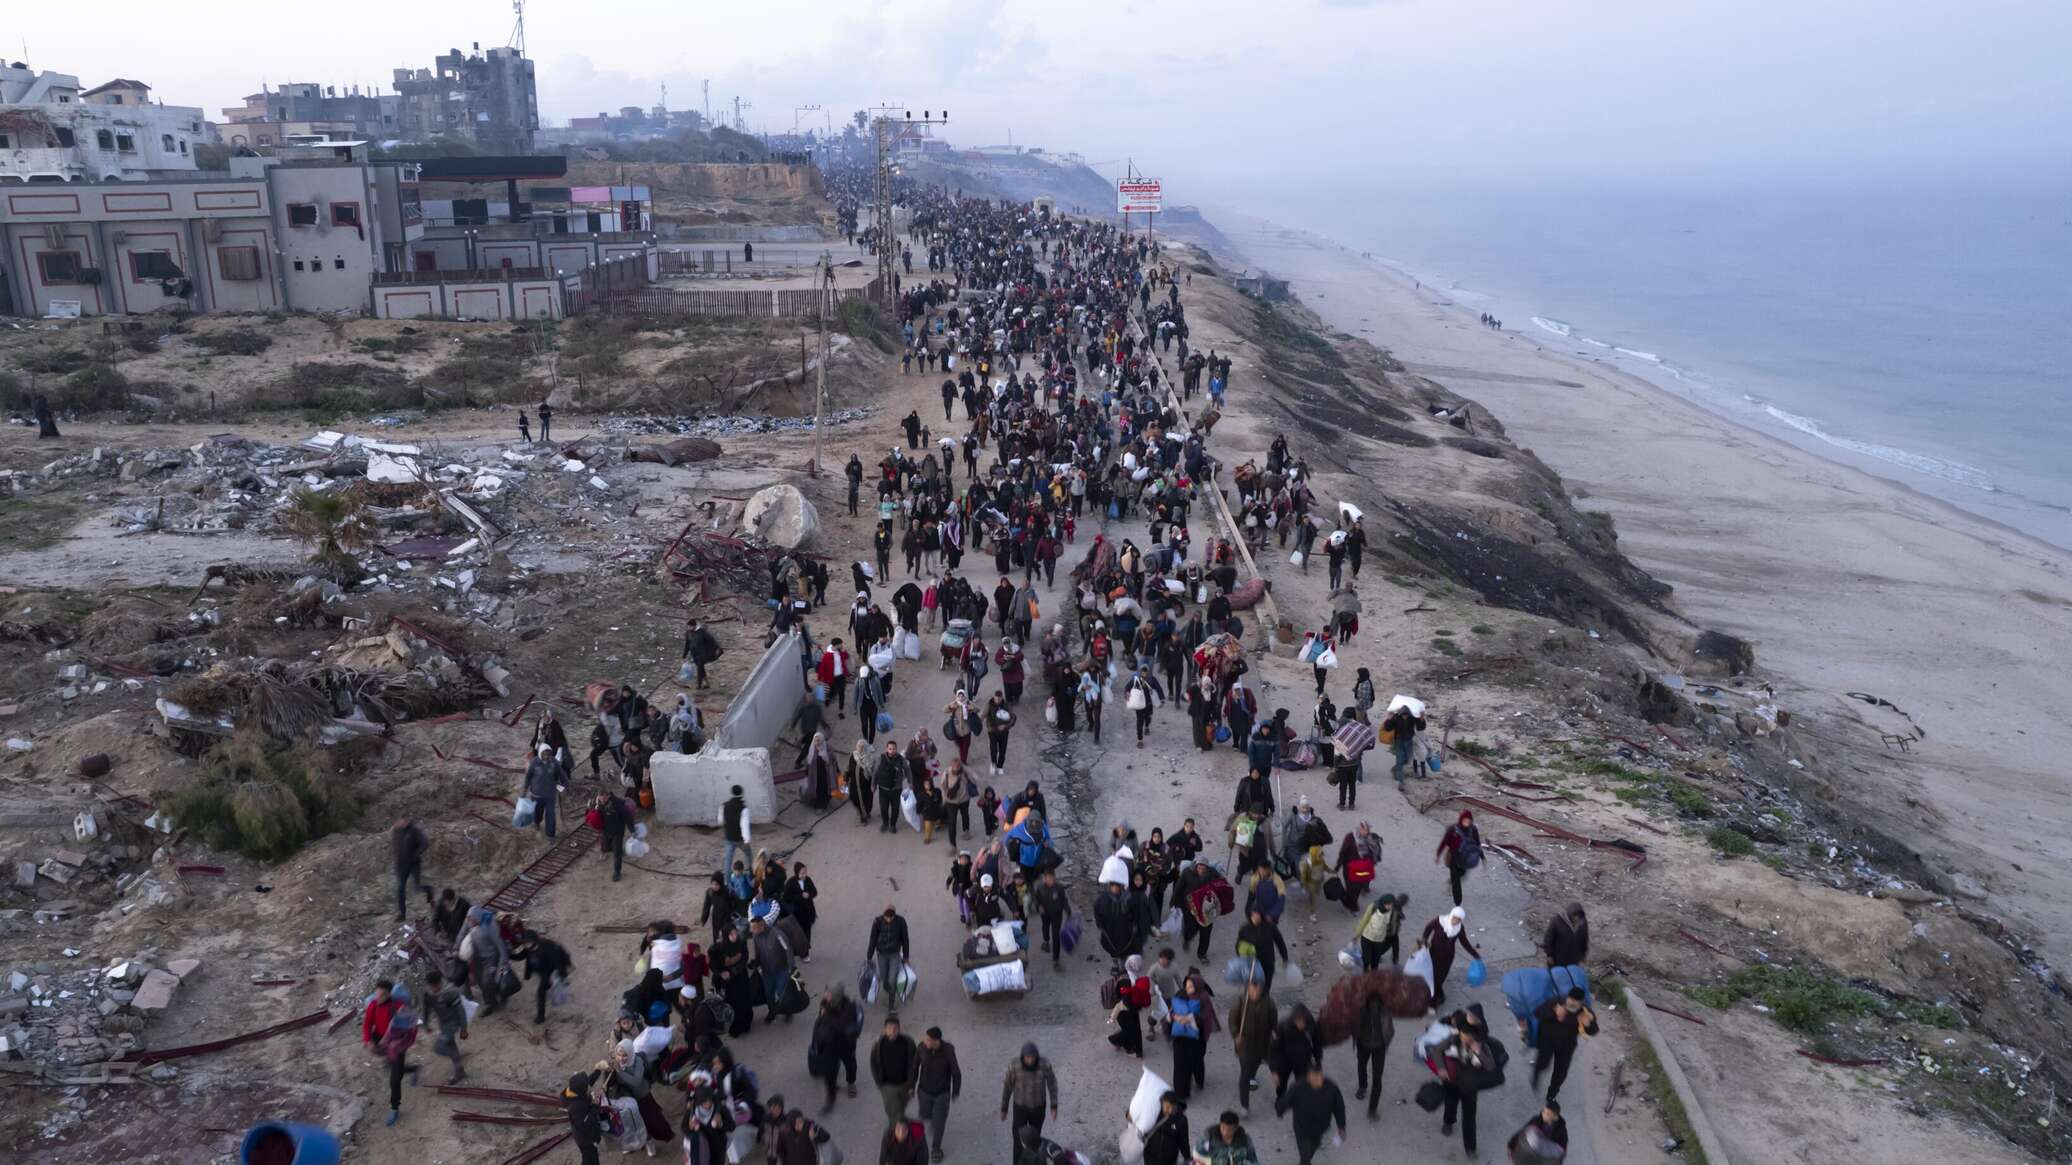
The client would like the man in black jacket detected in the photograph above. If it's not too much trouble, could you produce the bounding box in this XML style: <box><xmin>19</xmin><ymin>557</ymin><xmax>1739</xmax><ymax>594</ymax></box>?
<box><xmin>515</xmin><ymin>929</ymin><xmax>573</xmax><ymax>1025</ymax></box>
<box><xmin>1267</xmin><ymin>1005</ymin><xmax>1322</xmax><ymax>1105</ymax></box>
<box><xmin>914</xmin><ymin>1026</ymin><xmax>962</xmax><ymax>1163</ymax></box>
<box><xmin>390</xmin><ymin>817</ymin><xmax>428</xmax><ymax>922</ymax></box>
<box><xmin>867</xmin><ymin>905</ymin><xmax>910</xmax><ymax>1011</ymax></box>
<box><xmin>1273</xmin><ymin>1063</ymin><xmax>1346</xmax><ymax>1165</ymax></box>
<box><xmin>683</xmin><ymin>618</ymin><xmax>722</xmax><ymax>689</ymax></box>
<box><xmin>563</xmin><ymin>1071</ymin><xmax>602</xmax><ymax>1165</ymax></box>
<box><xmin>1530</xmin><ymin>989</ymin><xmax>1598</xmax><ymax>1102</ymax></box>
<box><xmin>1542</xmin><ymin>903</ymin><xmax>1589</xmax><ymax>967</ymax></box>
<box><xmin>846</xmin><ymin>455</ymin><xmax>864</xmax><ymax>516</ymax></box>
<box><xmin>874</xmin><ymin>745</ymin><xmax>909</xmax><ymax>834</ymax></box>
<box><xmin>1030</xmin><ymin>870</ymin><xmax>1071</xmax><ymax>970</ymax></box>
<box><xmin>869</xmin><ymin>1013</ymin><xmax>918</xmax><ymax>1125</ymax></box>
<box><xmin>1094</xmin><ymin>880</ymin><xmax>1145</xmax><ymax>962</ymax></box>
<box><xmin>594</xmin><ymin>792</ymin><xmax>630</xmax><ymax>882</ymax></box>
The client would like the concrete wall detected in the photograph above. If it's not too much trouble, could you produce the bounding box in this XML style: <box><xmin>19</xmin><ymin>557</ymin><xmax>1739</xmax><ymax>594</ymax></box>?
<box><xmin>650</xmin><ymin>748</ymin><xmax>778</xmax><ymax>827</ymax></box>
<box><xmin>0</xmin><ymin>182</ymin><xmax>283</xmax><ymax>317</ymax></box>
<box><xmin>715</xmin><ymin>630</ymin><xmax>805</xmax><ymax>753</ymax></box>
<box><xmin>269</xmin><ymin>166</ymin><xmax>383</xmax><ymax>312</ymax></box>
<box><xmin>372</xmin><ymin>274</ymin><xmax>561</xmax><ymax>321</ymax></box>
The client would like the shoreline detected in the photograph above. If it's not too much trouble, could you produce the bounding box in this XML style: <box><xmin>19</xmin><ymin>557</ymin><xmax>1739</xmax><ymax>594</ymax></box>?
<box><xmin>1202</xmin><ymin>210</ymin><xmax>2072</xmax><ymax>969</ymax></box>
<box><xmin>1361</xmin><ymin>226</ymin><xmax>2072</xmax><ymax>565</ymax></box>
<box><xmin>1200</xmin><ymin>206</ymin><xmax>2072</xmax><ymax>555</ymax></box>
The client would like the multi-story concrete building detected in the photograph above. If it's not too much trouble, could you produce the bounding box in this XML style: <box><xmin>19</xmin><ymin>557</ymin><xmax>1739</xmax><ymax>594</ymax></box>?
<box><xmin>0</xmin><ymin>64</ymin><xmax>207</xmax><ymax>184</ymax></box>
<box><xmin>392</xmin><ymin>45</ymin><xmax>537</xmax><ymax>154</ymax></box>
<box><xmin>216</xmin><ymin>83</ymin><xmax>400</xmax><ymax>151</ymax></box>
<box><xmin>0</xmin><ymin>145</ymin><xmax>654</xmax><ymax>320</ymax></box>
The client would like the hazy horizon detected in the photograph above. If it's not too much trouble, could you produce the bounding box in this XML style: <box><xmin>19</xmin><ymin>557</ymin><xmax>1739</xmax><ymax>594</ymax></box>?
<box><xmin>9</xmin><ymin>0</ymin><xmax>2071</xmax><ymax>197</ymax></box>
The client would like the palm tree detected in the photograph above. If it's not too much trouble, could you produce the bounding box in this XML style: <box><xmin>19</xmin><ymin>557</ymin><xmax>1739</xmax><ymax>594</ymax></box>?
<box><xmin>282</xmin><ymin>488</ymin><xmax>377</xmax><ymax>580</ymax></box>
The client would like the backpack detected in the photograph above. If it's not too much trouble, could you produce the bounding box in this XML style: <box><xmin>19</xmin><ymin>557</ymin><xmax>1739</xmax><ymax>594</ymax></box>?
<box><xmin>706</xmin><ymin>997</ymin><xmax>735</xmax><ymax>1034</ymax></box>
<box><xmin>1458</xmin><ymin>832</ymin><xmax>1485</xmax><ymax>870</ymax></box>
<box><xmin>1100</xmin><ymin>974</ymin><xmax>1124</xmax><ymax>1010</ymax></box>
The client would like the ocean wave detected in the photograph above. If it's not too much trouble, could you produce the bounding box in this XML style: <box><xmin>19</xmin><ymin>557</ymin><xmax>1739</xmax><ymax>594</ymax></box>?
<box><xmin>1531</xmin><ymin>316</ymin><xmax>1572</xmax><ymax>337</ymax></box>
<box><xmin>1580</xmin><ymin>337</ymin><xmax>1611</xmax><ymax>349</ymax></box>
<box><xmin>1762</xmin><ymin>406</ymin><xmax>1999</xmax><ymax>492</ymax></box>
<box><xmin>1613</xmin><ymin>347</ymin><xmax>1662</xmax><ymax>363</ymax></box>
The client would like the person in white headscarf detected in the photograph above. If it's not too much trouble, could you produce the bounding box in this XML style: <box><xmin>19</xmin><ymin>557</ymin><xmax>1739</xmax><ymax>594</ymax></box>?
<box><xmin>1419</xmin><ymin>906</ymin><xmax>1482</xmax><ymax>1010</ymax></box>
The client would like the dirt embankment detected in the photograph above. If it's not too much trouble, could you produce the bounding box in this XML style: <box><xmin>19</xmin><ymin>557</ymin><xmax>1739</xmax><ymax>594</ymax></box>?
<box><xmin>545</xmin><ymin>162</ymin><xmax>832</xmax><ymax>231</ymax></box>
<box><xmin>1179</xmin><ymin>249</ymin><xmax>2071</xmax><ymax>1161</ymax></box>
<box><xmin>0</xmin><ymin>309</ymin><xmax>878</xmax><ymax>423</ymax></box>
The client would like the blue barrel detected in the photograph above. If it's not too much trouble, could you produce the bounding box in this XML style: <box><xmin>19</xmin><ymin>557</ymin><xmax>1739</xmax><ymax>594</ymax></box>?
<box><xmin>239</xmin><ymin>1122</ymin><xmax>341</xmax><ymax>1165</ymax></box>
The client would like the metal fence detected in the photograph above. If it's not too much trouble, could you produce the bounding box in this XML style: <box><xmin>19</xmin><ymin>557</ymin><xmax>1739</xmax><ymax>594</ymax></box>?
<box><xmin>655</xmin><ymin>248</ymin><xmax>857</xmax><ymax>276</ymax></box>
<box><xmin>561</xmin><ymin>253</ymin><xmax>654</xmax><ymax>316</ymax></box>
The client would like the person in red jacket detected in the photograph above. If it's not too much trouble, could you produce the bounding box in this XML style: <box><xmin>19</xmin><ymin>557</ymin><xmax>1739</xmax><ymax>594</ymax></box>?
<box><xmin>817</xmin><ymin>639</ymin><xmax>853</xmax><ymax>717</ymax></box>
<box><xmin>362</xmin><ymin>978</ymin><xmax>402</xmax><ymax>1050</ymax></box>
<box><xmin>1107</xmin><ymin>954</ymin><xmax>1155</xmax><ymax>1059</ymax></box>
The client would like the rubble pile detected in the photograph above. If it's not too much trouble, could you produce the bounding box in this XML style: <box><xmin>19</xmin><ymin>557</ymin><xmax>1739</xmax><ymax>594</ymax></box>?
<box><xmin>0</xmin><ymin>951</ymin><xmax>200</xmax><ymax>1071</ymax></box>
<box><xmin>597</xmin><ymin>407</ymin><xmax>873</xmax><ymax>438</ymax></box>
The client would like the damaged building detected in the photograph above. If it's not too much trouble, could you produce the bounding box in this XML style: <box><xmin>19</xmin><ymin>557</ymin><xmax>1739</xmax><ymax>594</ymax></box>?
<box><xmin>0</xmin><ymin>145</ymin><xmax>657</xmax><ymax>321</ymax></box>
<box><xmin>0</xmin><ymin>64</ymin><xmax>208</xmax><ymax>185</ymax></box>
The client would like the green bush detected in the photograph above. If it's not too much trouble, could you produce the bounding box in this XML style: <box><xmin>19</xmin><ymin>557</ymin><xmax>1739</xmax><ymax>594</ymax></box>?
<box><xmin>1668</xmin><ymin>780</ymin><xmax>1712</xmax><ymax>817</ymax></box>
<box><xmin>166</xmin><ymin>731</ymin><xmax>358</xmax><ymax>861</ymax></box>
<box><xmin>1706</xmin><ymin>826</ymin><xmax>1755</xmax><ymax>856</ymax></box>
<box><xmin>1470</xmin><ymin>624</ymin><xmax>1495</xmax><ymax>635</ymax></box>
<box><xmin>1684</xmin><ymin>964</ymin><xmax>1915</xmax><ymax>1036</ymax></box>
<box><xmin>1431</xmin><ymin>637</ymin><xmax>1463</xmax><ymax>657</ymax></box>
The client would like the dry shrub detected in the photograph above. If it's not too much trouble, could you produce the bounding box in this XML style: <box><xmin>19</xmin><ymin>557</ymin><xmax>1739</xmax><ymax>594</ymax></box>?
<box><xmin>232</xmin><ymin>781</ymin><xmax>310</xmax><ymax>857</ymax></box>
<box><xmin>190</xmin><ymin>328</ymin><xmax>275</xmax><ymax>357</ymax></box>
<box><xmin>76</xmin><ymin>605</ymin><xmax>185</xmax><ymax>652</ymax></box>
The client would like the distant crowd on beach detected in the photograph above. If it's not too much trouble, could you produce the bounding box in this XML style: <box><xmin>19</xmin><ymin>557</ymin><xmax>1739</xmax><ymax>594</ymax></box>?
<box><xmin>1478</xmin><ymin>314</ymin><xmax>1503</xmax><ymax>331</ymax></box>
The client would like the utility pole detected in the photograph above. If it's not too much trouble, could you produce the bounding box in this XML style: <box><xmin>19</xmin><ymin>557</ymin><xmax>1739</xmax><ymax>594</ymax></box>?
<box><xmin>811</xmin><ymin>251</ymin><xmax>835</xmax><ymax>476</ymax></box>
<box><xmin>870</xmin><ymin>107</ymin><xmax>948</xmax><ymax>309</ymax></box>
<box><xmin>702</xmin><ymin>80</ymin><xmax>711</xmax><ymax>127</ymax></box>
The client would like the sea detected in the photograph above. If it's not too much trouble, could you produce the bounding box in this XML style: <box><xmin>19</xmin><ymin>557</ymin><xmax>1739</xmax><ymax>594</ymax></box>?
<box><xmin>1213</xmin><ymin>182</ymin><xmax>2072</xmax><ymax>551</ymax></box>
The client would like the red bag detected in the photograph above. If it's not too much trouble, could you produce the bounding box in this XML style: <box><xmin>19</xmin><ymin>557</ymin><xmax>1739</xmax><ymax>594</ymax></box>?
<box><xmin>584</xmin><ymin>808</ymin><xmax>603</xmax><ymax>830</ymax></box>
<box><xmin>1345</xmin><ymin>858</ymin><xmax>1375</xmax><ymax>884</ymax></box>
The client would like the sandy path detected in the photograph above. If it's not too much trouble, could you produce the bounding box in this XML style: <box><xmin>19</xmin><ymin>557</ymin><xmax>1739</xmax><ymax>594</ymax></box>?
<box><xmin>360</xmin><ymin>339</ymin><xmax>1656</xmax><ymax>1162</ymax></box>
<box><xmin>1216</xmin><ymin>215</ymin><xmax>2072</xmax><ymax>970</ymax></box>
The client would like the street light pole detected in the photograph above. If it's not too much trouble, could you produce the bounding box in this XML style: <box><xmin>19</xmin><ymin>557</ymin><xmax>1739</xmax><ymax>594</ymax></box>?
<box><xmin>812</xmin><ymin>251</ymin><xmax>833</xmax><ymax>476</ymax></box>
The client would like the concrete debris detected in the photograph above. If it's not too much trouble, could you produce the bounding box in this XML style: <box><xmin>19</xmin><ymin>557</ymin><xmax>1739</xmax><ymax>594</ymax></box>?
<box><xmin>738</xmin><ymin>483</ymin><xmax>820</xmax><ymax>549</ymax></box>
<box><xmin>365</xmin><ymin>451</ymin><xmax>423</xmax><ymax>484</ymax></box>
<box><xmin>598</xmin><ymin>408</ymin><xmax>873</xmax><ymax>438</ymax></box>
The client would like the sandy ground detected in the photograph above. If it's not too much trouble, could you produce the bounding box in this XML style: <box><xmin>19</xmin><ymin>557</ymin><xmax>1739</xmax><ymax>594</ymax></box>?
<box><xmin>1215</xmin><ymin>215</ymin><xmax>2072</xmax><ymax>975</ymax></box>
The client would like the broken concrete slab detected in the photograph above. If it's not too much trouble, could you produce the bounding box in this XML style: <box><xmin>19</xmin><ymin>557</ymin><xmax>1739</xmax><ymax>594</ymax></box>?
<box><xmin>166</xmin><ymin>959</ymin><xmax>200</xmax><ymax>980</ymax></box>
<box><xmin>132</xmin><ymin>969</ymin><xmax>180</xmax><ymax>1011</ymax></box>
<box><xmin>365</xmin><ymin>452</ymin><xmax>423</xmax><ymax>484</ymax></box>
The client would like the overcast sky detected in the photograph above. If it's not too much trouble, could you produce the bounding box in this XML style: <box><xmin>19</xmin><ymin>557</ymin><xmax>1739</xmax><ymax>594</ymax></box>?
<box><xmin>12</xmin><ymin>0</ymin><xmax>2070</xmax><ymax>193</ymax></box>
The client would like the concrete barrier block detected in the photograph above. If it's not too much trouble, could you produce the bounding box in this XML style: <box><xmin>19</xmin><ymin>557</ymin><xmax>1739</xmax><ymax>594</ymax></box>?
<box><xmin>650</xmin><ymin>748</ymin><xmax>777</xmax><ymax>828</ymax></box>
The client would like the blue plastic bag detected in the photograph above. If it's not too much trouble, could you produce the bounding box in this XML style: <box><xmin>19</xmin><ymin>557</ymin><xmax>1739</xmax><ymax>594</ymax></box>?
<box><xmin>876</xmin><ymin>711</ymin><xmax>894</xmax><ymax>734</ymax></box>
<box><xmin>1214</xmin><ymin>724</ymin><xmax>1231</xmax><ymax>744</ymax></box>
<box><xmin>1465</xmin><ymin>958</ymin><xmax>1487</xmax><ymax>988</ymax></box>
<box><xmin>1060</xmin><ymin>916</ymin><xmax>1082</xmax><ymax>954</ymax></box>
